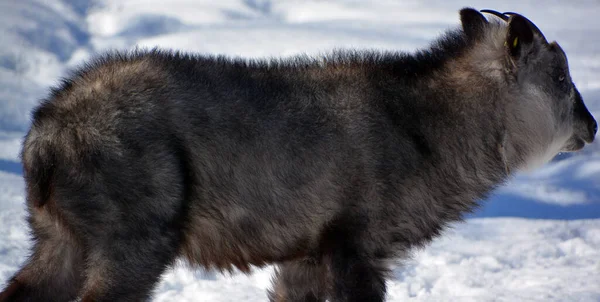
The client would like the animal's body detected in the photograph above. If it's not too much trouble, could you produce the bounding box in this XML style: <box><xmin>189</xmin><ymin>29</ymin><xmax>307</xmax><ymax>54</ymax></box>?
<box><xmin>0</xmin><ymin>8</ymin><xmax>596</xmax><ymax>302</ymax></box>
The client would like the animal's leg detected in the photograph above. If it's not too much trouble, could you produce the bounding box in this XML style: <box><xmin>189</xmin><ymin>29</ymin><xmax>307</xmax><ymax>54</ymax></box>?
<box><xmin>269</xmin><ymin>259</ymin><xmax>330</xmax><ymax>302</ymax></box>
<box><xmin>321</xmin><ymin>218</ymin><xmax>388</xmax><ymax>302</ymax></box>
<box><xmin>0</xmin><ymin>210</ymin><xmax>85</xmax><ymax>302</ymax></box>
<box><xmin>67</xmin><ymin>134</ymin><xmax>187</xmax><ymax>301</ymax></box>
<box><xmin>328</xmin><ymin>251</ymin><xmax>387</xmax><ymax>302</ymax></box>
<box><xmin>78</xmin><ymin>222</ymin><xmax>182</xmax><ymax>302</ymax></box>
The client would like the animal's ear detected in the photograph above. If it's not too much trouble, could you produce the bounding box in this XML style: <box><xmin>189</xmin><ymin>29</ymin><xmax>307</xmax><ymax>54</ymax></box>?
<box><xmin>460</xmin><ymin>8</ymin><xmax>489</xmax><ymax>40</ymax></box>
<box><xmin>505</xmin><ymin>14</ymin><xmax>535</xmax><ymax>60</ymax></box>
<box><xmin>505</xmin><ymin>13</ymin><xmax>551</xmax><ymax>67</ymax></box>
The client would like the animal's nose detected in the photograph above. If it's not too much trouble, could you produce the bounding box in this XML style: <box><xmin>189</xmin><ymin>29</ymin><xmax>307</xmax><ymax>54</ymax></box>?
<box><xmin>590</xmin><ymin>119</ymin><xmax>598</xmax><ymax>141</ymax></box>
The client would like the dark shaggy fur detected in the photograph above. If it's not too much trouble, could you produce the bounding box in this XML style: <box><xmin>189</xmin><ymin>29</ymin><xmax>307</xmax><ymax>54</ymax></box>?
<box><xmin>0</xmin><ymin>8</ymin><xmax>596</xmax><ymax>302</ymax></box>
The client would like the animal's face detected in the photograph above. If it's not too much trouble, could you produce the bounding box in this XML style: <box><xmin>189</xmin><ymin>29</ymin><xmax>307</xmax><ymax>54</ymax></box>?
<box><xmin>461</xmin><ymin>9</ymin><xmax>597</xmax><ymax>167</ymax></box>
<box><xmin>516</xmin><ymin>38</ymin><xmax>597</xmax><ymax>153</ymax></box>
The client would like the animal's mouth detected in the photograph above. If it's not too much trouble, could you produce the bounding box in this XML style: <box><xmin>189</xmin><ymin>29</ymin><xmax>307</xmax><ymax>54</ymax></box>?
<box><xmin>583</xmin><ymin>134</ymin><xmax>595</xmax><ymax>144</ymax></box>
<box><xmin>562</xmin><ymin>137</ymin><xmax>587</xmax><ymax>152</ymax></box>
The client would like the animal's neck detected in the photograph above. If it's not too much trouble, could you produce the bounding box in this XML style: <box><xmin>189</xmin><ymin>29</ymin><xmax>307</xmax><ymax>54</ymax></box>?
<box><xmin>427</xmin><ymin>71</ymin><xmax>516</xmax><ymax>187</ymax></box>
<box><xmin>501</xmin><ymin>98</ymin><xmax>561</xmax><ymax>173</ymax></box>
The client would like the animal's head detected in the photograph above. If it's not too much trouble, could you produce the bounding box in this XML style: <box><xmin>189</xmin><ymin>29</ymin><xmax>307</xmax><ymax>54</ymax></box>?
<box><xmin>459</xmin><ymin>8</ymin><xmax>597</xmax><ymax>169</ymax></box>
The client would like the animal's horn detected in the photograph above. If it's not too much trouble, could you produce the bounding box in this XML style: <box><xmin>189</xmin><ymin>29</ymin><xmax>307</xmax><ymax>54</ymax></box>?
<box><xmin>503</xmin><ymin>12</ymin><xmax>549</xmax><ymax>44</ymax></box>
<box><xmin>480</xmin><ymin>9</ymin><xmax>509</xmax><ymax>21</ymax></box>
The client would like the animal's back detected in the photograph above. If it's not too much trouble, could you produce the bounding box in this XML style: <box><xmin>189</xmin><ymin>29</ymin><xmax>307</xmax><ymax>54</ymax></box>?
<box><xmin>22</xmin><ymin>50</ymin><xmax>418</xmax><ymax>274</ymax></box>
<box><xmin>151</xmin><ymin>52</ymin><xmax>415</xmax><ymax>271</ymax></box>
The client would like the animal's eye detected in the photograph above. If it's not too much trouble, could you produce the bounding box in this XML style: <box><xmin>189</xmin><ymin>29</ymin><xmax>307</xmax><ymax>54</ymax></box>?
<box><xmin>558</xmin><ymin>75</ymin><xmax>565</xmax><ymax>82</ymax></box>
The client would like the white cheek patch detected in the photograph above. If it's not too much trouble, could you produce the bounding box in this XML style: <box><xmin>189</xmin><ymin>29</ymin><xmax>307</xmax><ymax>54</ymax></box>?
<box><xmin>518</xmin><ymin>89</ymin><xmax>574</xmax><ymax>172</ymax></box>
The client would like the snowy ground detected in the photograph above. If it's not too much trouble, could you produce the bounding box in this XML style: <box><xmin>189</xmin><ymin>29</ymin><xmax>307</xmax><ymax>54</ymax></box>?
<box><xmin>0</xmin><ymin>0</ymin><xmax>599</xmax><ymax>301</ymax></box>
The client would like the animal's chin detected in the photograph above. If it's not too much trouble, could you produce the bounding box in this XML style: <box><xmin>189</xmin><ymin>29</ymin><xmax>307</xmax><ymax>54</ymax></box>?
<box><xmin>561</xmin><ymin>137</ymin><xmax>586</xmax><ymax>152</ymax></box>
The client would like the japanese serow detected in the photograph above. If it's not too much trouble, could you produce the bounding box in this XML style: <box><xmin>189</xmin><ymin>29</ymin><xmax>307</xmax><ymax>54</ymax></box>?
<box><xmin>0</xmin><ymin>8</ymin><xmax>596</xmax><ymax>302</ymax></box>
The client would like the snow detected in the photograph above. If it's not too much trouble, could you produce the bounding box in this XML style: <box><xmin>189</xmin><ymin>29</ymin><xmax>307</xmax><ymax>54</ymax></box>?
<box><xmin>0</xmin><ymin>0</ymin><xmax>599</xmax><ymax>300</ymax></box>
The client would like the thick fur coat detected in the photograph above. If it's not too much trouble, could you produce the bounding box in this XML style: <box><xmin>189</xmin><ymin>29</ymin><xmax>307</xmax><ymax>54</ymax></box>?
<box><xmin>0</xmin><ymin>8</ymin><xmax>596</xmax><ymax>302</ymax></box>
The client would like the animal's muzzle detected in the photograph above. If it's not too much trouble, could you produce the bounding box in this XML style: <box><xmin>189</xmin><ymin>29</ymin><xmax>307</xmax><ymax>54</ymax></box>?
<box><xmin>587</xmin><ymin>118</ymin><xmax>598</xmax><ymax>143</ymax></box>
<box><xmin>573</xmin><ymin>88</ymin><xmax>596</xmax><ymax>144</ymax></box>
